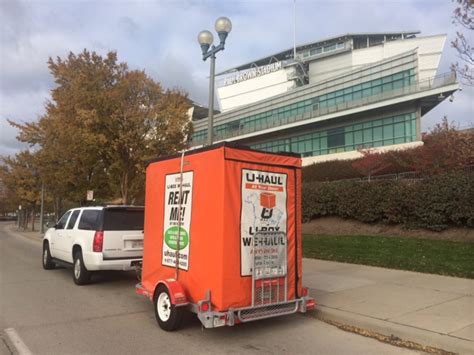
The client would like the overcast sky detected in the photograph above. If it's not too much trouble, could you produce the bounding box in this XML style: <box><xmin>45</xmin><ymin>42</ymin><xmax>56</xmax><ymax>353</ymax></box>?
<box><xmin>1</xmin><ymin>0</ymin><xmax>473</xmax><ymax>157</ymax></box>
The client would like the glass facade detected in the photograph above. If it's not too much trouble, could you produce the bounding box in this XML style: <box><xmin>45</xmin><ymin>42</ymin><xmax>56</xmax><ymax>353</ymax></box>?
<box><xmin>251</xmin><ymin>112</ymin><xmax>417</xmax><ymax>157</ymax></box>
<box><xmin>304</xmin><ymin>42</ymin><xmax>345</xmax><ymax>58</ymax></box>
<box><xmin>191</xmin><ymin>69</ymin><xmax>416</xmax><ymax>146</ymax></box>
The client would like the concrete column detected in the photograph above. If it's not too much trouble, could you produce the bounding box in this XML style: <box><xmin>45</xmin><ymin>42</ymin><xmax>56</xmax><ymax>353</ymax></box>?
<box><xmin>416</xmin><ymin>101</ymin><xmax>422</xmax><ymax>141</ymax></box>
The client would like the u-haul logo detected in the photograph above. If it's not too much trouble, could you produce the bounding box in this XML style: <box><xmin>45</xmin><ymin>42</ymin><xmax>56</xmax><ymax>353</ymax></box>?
<box><xmin>246</xmin><ymin>172</ymin><xmax>284</xmax><ymax>185</ymax></box>
<box><xmin>240</xmin><ymin>169</ymin><xmax>287</xmax><ymax>276</ymax></box>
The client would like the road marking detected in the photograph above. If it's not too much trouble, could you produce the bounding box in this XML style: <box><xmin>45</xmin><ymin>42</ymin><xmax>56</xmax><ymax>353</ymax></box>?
<box><xmin>4</xmin><ymin>328</ymin><xmax>33</xmax><ymax>355</ymax></box>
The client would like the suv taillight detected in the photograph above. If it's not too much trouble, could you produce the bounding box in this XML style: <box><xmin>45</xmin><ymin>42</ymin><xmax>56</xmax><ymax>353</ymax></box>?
<box><xmin>93</xmin><ymin>231</ymin><xmax>104</xmax><ymax>252</ymax></box>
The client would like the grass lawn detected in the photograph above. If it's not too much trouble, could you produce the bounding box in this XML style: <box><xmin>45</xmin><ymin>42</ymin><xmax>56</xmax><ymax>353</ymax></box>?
<box><xmin>303</xmin><ymin>234</ymin><xmax>474</xmax><ymax>279</ymax></box>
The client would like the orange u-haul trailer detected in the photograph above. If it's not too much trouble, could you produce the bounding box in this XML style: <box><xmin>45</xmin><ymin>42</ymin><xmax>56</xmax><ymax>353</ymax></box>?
<box><xmin>136</xmin><ymin>143</ymin><xmax>315</xmax><ymax>330</ymax></box>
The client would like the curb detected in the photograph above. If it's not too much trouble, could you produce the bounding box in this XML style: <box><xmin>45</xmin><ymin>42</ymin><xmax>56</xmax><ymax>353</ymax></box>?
<box><xmin>4</xmin><ymin>224</ymin><xmax>43</xmax><ymax>244</ymax></box>
<box><xmin>313</xmin><ymin>305</ymin><xmax>473</xmax><ymax>355</ymax></box>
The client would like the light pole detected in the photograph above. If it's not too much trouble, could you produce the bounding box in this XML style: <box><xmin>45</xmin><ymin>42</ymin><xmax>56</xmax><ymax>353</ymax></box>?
<box><xmin>197</xmin><ymin>16</ymin><xmax>232</xmax><ymax>146</ymax></box>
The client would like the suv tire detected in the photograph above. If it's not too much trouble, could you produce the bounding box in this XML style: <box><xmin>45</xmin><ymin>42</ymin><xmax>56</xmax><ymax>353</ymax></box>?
<box><xmin>73</xmin><ymin>250</ymin><xmax>92</xmax><ymax>285</ymax></box>
<box><xmin>154</xmin><ymin>284</ymin><xmax>184</xmax><ymax>331</ymax></box>
<box><xmin>42</xmin><ymin>242</ymin><xmax>56</xmax><ymax>270</ymax></box>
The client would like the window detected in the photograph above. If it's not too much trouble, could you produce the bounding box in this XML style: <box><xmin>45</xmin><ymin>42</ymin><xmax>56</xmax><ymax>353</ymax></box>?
<box><xmin>328</xmin><ymin>127</ymin><xmax>345</xmax><ymax>148</ymax></box>
<box><xmin>354</xmin><ymin>130</ymin><xmax>363</xmax><ymax>145</ymax></box>
<box><xmin>310</xmin><ymin>47</ymin><xmax>322</xmax><ymax>56</ymax></box>
<box><xmin>363</xmin><ymin>129</ymin><xmax>373</xmax><ymax>143</ymax></box>
<box><xmin>251</xmin><ymin>112</ymin><xmax>417</xmax><ymax>157</ymax></box>
<box><xmin>324</xmin><ymin>43</ymin><xmax>336</xmax><ymax>52</ymax></box>
<box><xmin>362</xmin><ymin>88</ymin><xmax>371</xmax><ymax>98</ymax></box>
<box><xmin>78</xmin><ymin>210</ymin><xmax>101</xmax><ymax>230</ymax></box>
<box><xmin>103</xmin><ymin>208</ymin><xmax>144</xmax><ymax>231</ymax></box>
<box><xmin>345</xmin><ymin>132</ymin><xmax>353</xmax><ymax>146</ymax></box>
<box><xmin>393</xmin><ymin>79</ymin><xmax>403</xmax><ymax>90</ymax></box>
<box><xmin>297</xmin><ymin>141</ymin><xmax>304</xmax><ymax>152</ymax></box>
<box><xmin>394</xmin><ymin>122</ymin><xmax>405</xmax><ymax>137</ymax></box>
<box><xmin>56</xmin><ymin>211</ymin><xmax>71</xmax><ymax>230</ymax></box>
<box><xmin>373</xmin><ymin>127</ymin><xmax>383</xmax><ymax>142</ymax></box>
<box><xmin>371</xmin><ymin>85</ymin><xmax>382</xmax><ymax>95</ymax></box>
<box><xmin>66</xmin><ymin>210</ymin><xmax>81</xmax><ymax>230</ymax></box>
<box><xmin>192</xmin><ymin>69</ymin><xmax>416</xmax><ymax>144</ymax></box>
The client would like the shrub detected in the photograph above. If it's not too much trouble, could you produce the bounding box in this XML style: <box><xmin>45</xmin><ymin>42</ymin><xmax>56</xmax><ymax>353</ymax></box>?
<box><xmin>302</xmin><ymin>119</ymin><xmax>474</xmax><ymax>182</ymax></box>
<box><xmin>301</xmin><ymin>172</ymin><xmax>474</xmax><ymax>230</ymax></box>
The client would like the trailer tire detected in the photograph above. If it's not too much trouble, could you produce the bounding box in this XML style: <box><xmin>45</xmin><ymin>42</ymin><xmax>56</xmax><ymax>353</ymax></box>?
<box><xmin>73</xmin><ymin>250</ymin><xmax>91</xmax><ymax>285</ymax></box>
<box><xmin>154</xmin><ymin>284</ymin><xmax>184</xmax><ymax>331</ymax></box>
<box><xmin>42</xmin><ymin>242</ymin><xmax>55</xmax><ymax>270</ymax></box>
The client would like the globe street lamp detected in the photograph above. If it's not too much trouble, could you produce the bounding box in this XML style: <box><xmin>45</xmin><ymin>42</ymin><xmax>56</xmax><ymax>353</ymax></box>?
<box><xmin>198</xmin><ymin>16</ymin><xmax>232</xmax><ymax>145</ymax></box>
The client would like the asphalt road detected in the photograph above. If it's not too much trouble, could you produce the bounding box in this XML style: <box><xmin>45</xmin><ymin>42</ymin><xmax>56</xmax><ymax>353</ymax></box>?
<box><xmin>0</xmin><ymin>222</ymin><xmax>418</xmax><ymax>355</ymax></box>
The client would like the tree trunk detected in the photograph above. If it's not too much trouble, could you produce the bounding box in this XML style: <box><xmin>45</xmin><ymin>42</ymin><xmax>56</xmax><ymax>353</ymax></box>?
<box><xmin>54</xmin><ymin>196</ymin><xmax>63</xmax><ymax>221</ymax></box>
<box><xmin>121</xmin><ymin>171</ymin><xmax>129</xmax><ymax>205</ymax></box>
<box><xmin>54</xmin><ymin>197</ymin><xmax>59</xmax><ymax>221</ymax></box>
<box><xmin>31</xmin><ymin>205</ymin><xmax>36</xmax><ymax>232</ymax></box>
<box><xmin>23</xmin><ymin>209</ymin><xmax>29</xmax><ymax>230</ymax></box>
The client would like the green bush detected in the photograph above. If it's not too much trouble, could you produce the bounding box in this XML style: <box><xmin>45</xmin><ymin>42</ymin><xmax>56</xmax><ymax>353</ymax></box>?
<box><xmin>302</xmin><ymin>172</ymin><xmax>474</xmax><ymax>231</ymax></box>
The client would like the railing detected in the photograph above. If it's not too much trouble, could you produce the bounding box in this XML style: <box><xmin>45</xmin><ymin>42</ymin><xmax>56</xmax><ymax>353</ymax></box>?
<box><xmin>192</xmin><ymin>72</ymin><xmax>457</xmax><ymax>146</ymax></box>
<box><xmin>318</xmin><ymin>164</ymin><xmax>473</xmax><ymax>184</ymax></box>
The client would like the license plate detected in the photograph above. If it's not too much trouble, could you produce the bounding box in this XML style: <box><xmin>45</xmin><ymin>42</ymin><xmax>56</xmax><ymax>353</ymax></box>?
<box><xmin>213</xmin><ymin>316</ymin><xmax>226</xmax><ymax>327</ymax></box>
<box><xmin>129</xmin><ymin>240</ymin><xmax>143</xmax><ymax>249</ymax></box>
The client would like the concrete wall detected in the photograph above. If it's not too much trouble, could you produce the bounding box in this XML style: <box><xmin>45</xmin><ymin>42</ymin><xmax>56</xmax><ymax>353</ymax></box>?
<box><xmin>215</xmin><ymin>35</ymin><xmax>446</xmax><ymax>114</ymax></box>
<box><xmin>217</xmin><ymin>67</ymin><xmax>296</xmax><ymax>112</ymax></box>
<box><xmin>308</xmin><ymin>34</ymin><xmax>446</xmax><ymax>84</ymax></box>
<box><xmin>302</xmin><ymin>141</ymin><xmax>424</xmax><ymax>165</ymax></box>
<box><xmin>308</xmin><ymin>51</ymin><xmax>353</xmax><ymax>82</ymax></box>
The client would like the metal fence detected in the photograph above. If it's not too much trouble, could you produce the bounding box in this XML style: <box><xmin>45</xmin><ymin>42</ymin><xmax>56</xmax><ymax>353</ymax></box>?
<box><xmin>319</xmin><ymin>164</ymin><xmax>473</xmax><ymax>184</ymax></box>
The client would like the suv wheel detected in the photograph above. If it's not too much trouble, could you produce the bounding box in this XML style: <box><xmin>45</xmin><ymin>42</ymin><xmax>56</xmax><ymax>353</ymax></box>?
<box><xmin>73</xmin><ymin>250</ymin><xmax>91</xmax><ymax>285</ymax></box>
<box><xmin>154</xmin><ymin>284</ymin><xmax>184</xmax><ymax>331</ymax></box>
<box><xmin>42</xmin><ymin>242</ymin><xmax>55</xmax><ymax>270</ymax></box>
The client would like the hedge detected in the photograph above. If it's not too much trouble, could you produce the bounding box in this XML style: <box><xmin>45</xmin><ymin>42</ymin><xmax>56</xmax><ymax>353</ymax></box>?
<box><xmin>302</xmin><ymin>172</ymin><xmax>474</xmax><ymax>231</ymax></box>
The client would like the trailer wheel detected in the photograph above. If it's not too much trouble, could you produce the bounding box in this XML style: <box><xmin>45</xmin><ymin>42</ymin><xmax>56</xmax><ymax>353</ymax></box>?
<box><xmin>154</xmin><ymin>284</ymin><xmax>184</xmax><ymax>331</ymax></box>
<box><xmin>42</xmin><ymin>242</ymin><xmax>55</xmax><ymax>270</ymax></box>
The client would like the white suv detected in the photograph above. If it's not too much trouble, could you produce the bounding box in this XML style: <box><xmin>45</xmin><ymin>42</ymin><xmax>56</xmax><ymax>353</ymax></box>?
<box><xmin>42</xmin><ymin>206</ymin><xmax>144</xmax><ymax>285</ymax></box>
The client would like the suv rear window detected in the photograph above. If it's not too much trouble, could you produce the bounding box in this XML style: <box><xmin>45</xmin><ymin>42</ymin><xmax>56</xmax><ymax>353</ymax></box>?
<box><xmin>78</xmin><ymin>210</ymin><xmax>101</xmax><ymax>230</ymax></box>
<box><xmin>103</xmin><ymin>209</ymin><xmax>144</xmax><ymax>231</ymax></box>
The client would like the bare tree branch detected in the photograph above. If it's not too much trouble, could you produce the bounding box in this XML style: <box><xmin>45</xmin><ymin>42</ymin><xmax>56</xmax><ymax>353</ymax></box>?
<box><xmin>451</xmin><ymin>0</ymin><xmax>474</xmax><ymax>85</ymax></box>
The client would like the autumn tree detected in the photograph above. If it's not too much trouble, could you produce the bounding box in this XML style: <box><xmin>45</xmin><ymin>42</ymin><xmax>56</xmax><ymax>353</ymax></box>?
<box><xmin>0</xmin><ymin>152</ymin><xmax>41</xmax><ymax>230</ymax></box>
<box><xmin>10</xmin><ymin>49</ymin><xmax>192</xmax><ymax>205</ymax></box>
<box><xmin>412</xmin><ymin>117</ymin><xmax>474</xmax><ymax>174</ymax></box>
<box><xmin>0</xmin><ymin>169</ymin><xmax>20</xmax><ymax>217</ymax></box>
<box><xmin>352</xmin><ymin>149</ymin><xmax>391</xmax><ymax>182</ymax></box>
<box><xmin>451</xmin><ymin>0</ymin><xmax>473</xmax><ymax>85</ymax></box>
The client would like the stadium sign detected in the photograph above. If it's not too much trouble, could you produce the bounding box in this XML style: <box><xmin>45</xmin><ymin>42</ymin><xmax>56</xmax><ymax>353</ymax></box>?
<box><xmin>224</xmin><ymin>62</ymin><xmax>282</xmax><ymax>86</ymax></box>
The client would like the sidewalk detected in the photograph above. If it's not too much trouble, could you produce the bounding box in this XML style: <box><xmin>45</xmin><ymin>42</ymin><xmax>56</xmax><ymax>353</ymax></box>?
<box><xmin>6</xmin><ymin>224</ymin><xmax>44</xmax><ymax>243</ymax></box>
<box><xmin>303</xmin><ymin>258</ymin><xmax>474</xmax><ymax>354</ymax></box>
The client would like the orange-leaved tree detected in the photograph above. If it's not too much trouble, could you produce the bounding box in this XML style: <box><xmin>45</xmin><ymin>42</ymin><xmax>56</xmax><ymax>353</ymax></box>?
<box><xmin>10</xmin><ymin>49</ymin><xmax>192</xmax><ymax>205</ymax></box>
<box><xmin>351</xmin><ymin>149</ymin><xmax>391</xmax><ymax>182</ymax></box>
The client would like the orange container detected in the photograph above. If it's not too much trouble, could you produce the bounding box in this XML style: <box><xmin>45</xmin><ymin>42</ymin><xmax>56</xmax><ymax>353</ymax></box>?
<box><xmin>141</xmin><ymin>143</ymin><xmax>303</xmax><ymax>312</ymax></box>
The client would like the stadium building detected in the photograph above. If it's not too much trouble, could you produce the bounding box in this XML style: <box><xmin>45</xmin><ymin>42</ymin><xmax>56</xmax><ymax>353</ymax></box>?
<box><xmin>190</xmin><ymin>31</ymin><xmax>459</xmax><ymax>164</ymax></box>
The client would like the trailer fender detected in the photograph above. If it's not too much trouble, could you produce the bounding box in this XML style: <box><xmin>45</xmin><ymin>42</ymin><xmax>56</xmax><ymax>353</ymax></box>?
<box><xmin>155</xmin><ymin>279</ymin><xmax>188</xmax><ymax>306</ymax></box>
